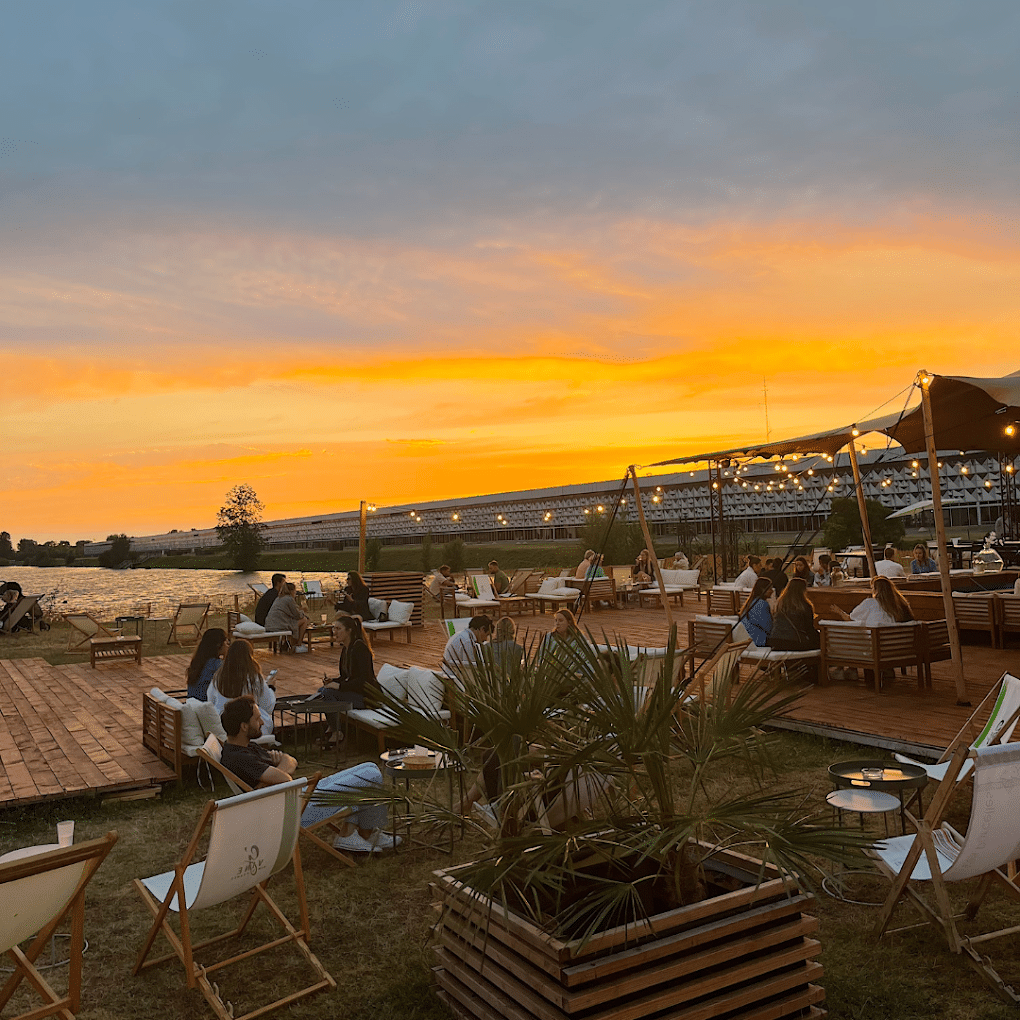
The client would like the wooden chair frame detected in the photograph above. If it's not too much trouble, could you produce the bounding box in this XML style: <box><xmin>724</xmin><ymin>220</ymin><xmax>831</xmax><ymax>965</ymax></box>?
<box><xmin>819</xmin><ymin>622</ymin><xmax>924</xmax><ymax>692</ymax></box>
<box><xmin>1</xmin><ymin>596</ymin><xmax>41</xmax><ymax>636</ymax></box>
<box><xmin>132</xmin><ymin>781</ymin><xmax>336</xmax><ymax>1020</ymax></box>
<box><xmin>167</xmin><ymin>603</ymin><xmax>210</xmax><ymax>646</ymax></box>
<box><xmin>0</xmin><ymin>833</ymin><xmax>118</xmax><ymax>1020</ymax></box>
<box><xmin>196</xmin><ymin>735</ymin><xmax>357</xmax><ymax>868</ymax></box>
<box><xmin>64</xmin><ymin>611</ymin><xmax>120</xmax><ymax>650</ymax></box>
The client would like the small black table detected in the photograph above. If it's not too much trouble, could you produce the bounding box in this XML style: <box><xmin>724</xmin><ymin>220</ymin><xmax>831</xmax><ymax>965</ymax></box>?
<box><xmin>274</xmin><ymin>695</ymin><xmax>351</xmax><ymax>769</ymax></box>
<box><xmin>381</xmin><ymin>749</ymin><xmax>465</xmax><ymax>855</ymax></box>
<box><xmin>827</xmin><ymin>759</ymin><xmax>928</xmax><ymax>834</ymax></box>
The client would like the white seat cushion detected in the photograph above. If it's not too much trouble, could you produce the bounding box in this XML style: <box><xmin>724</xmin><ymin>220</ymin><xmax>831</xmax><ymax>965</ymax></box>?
<box><xmin>180</xmin><ymin>699</ymin><xmax>207</xmax><ymax>748</ymax></box>
<box><xmin>537</xmin><ymin>577</ymin><xmax>566</xmax><ymax>595</ymax></box>
<box><xmin>406</xmin><ymin>667</ymin><xmax>445</xmax><ymax>716</ymax></box>
<box><xmin>363</xmin><ymin>620</ymin><xmax>407</xmax><ymax>632</ymax></box>
<box><xmin>234</xmin><ymin>621</ymin><xmax>267</xmax><ymax>636</ymax></box>
<box><xmin>740</xmin><ymin>647</ymin><xmax>820</xmax><ymax>661</ymax></box>
<box><xmin>347</xmin><ymin>707</ymin><xmax>401</xmax><ymax>729</ymax></box>
<box><xmin>388</xmin><ymin>599</ymin><xmax>415</xmax><ymax>626</ymax></box>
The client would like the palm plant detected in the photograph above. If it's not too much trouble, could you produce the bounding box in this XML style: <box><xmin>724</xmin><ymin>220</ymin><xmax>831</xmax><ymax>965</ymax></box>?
<box><xmin>319</xmin><ymin>625</ymin><xmax>870</xmax><ymax>940</ymax></box>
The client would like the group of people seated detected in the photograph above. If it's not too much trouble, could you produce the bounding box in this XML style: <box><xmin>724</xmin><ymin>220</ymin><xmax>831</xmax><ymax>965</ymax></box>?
<box><xmin>734</xmin><ymin>553</ymin><xmax>844</xmax><ymax>592</ymax></box>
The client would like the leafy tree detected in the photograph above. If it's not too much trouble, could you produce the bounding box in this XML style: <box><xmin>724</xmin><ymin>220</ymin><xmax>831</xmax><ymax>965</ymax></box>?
<box><xmin>823</xmin><ymin>497</ymin><xmax>905</xmax><ymax>551</ymax></box>
<box><xmin>365</xmin><ymin>538</ymin><xmax>383</xmax><ymax>572</ymax></box>
<box><xmin>0</xmin><ymin>532</ymin><xmax>12</xmax><ymax>556</ymax></box>
<box><xmin>17</xmin><ymin>538</ymin><xmax>37</xmax><ymax>560</ymax></box>
<box><xmin>216</xmin><ymin>484</ymin><xmax>265</xmax><ymax>572</ymax></box>
<box><xmin>99</xmin><ymin>534</ymin><xmax>131</xmax><ymax>567</ymax></box>
<box><xmin>421</xmin><ymin>532</ymin><xmax>434</xmax><ymax>572</ymax></box>
<box><xmin>442</xmin><ymin>537</ymin><xmax>466</xmax><ymax>573</ymax></box>
<box><xmin>577</xmin><ymin>513</ymin><xmax>645</xmax><ymax>567</ymax></box>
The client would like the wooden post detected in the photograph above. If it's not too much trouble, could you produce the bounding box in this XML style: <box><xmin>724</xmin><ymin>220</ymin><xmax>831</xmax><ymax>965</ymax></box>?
<box><xmin>358</xmin><ymin>500</ymin><xmax>367</xmax><ymax>575</ymax></box>
<box><xmin>629</xmin><ymin>467</ymin><xmax>674</xmax><ymax>631</ymax></box>
<box><xmin>846</xmin><ymin>440</ymin><xmax>878</xmax><ymax>578</ymax></box>
<box><xmin>919</xmin><ymin>371</ymin><xmax>970</xmax><ymax>705</ymax></box>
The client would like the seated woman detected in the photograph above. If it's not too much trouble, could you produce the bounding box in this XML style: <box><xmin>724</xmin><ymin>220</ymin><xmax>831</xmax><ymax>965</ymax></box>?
<box><xmin>738</xmin><ymin>577</ymin><xmax>774</xmax><ymax>647</ymax></box>
<box><xmin>207</xmin><ymin>637</ymin><xmax>276</xmax><ymax>733</ymax></box>
<box><xmin>769</xmin><ymin>578</ymin><xmax>820</xmax><ymax>650</ymax></box>
<box><xmin>760</xmin><ymin>557</ymin><xmax>789</xmax><ymax>595</ymax></box>
<box><xmin>338</xmin><ymin>570</ymin><xmax>374</xmax><ymax>619</ymax></box>
<box><xmin>911</xmin><ymin>544</ymin><xmax>939</xmax><ymax>574</ymax></box>
<box><xmin>185</xmin><ymin>627</ymin><xmax>228</xmax><ymax>700</ymax></box>
<box><xmin>790</xmin><ymin>556</ymin><xmax>815</xmax><ymax>587</ymax></box>
<box><xmin>841</xmin><ymin>575</ymin><xmax>915</xmax><ymax>627</ymax></box>
<box><xmin>813</xmin><ymin>554</ymin><xmax>833</xmax><ymax>587</ymax></box>
<box><xmin>543</xmin><ymin>608</ymin><xmax>589</xmax><ymax>671</ymax></box>
<box><xmin>265</xmin><ymin>582</ymin><xmax>310</xmax><ymax>650</ymax></box>
<box><xmin>490</xmin><ymin>617</ymin><xmax>525</xmax><ymax>672</ymax></box>
<box><xmin>632</xmin><ymin>549</ymin><xmax>655</xmax><ymax>582</ymax></box>
<box><xmin>320</xmin><ymin>614</ymin><xmax>377</xmax><ymax>709</ymax></box>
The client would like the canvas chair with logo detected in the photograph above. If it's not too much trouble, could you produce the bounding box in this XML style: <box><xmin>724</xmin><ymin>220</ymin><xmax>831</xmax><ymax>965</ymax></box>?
<box><xmin>132</xmin><ymin>778</ymin><xmax>336</xmax><ymax>1020</ymax></box>
<box><xmin>196</xmin><ymin>733</ymin><xmax>357</xmax><ymax>868</ymax></box>
<box><xmin>64</xmin><ymin>612</ymin><xmax>121</xmax><ymax>650</ymax></box>
<box><xmin>0</xmin><ymin>833</ymin><xmax>117</xmax><ymax>1020</ymax></box>
<box><xmin>893</xmin><ymin>672</ymin><xmax>1020</xmax><ymax>784</ymax></box>
<box><xmin>167</xmin><ymin>602</ymin><xmax>210</xmax><ymax>646</ymax></box>
<box><xmin>871</xmin><ymin>742</ymin><xmax>1020</xmax><ymax>1003</ymax></box>
<box><xmin>301</xmin><ymin>579</ymin><xmax>324</xmax><ymax>600</ymax></box>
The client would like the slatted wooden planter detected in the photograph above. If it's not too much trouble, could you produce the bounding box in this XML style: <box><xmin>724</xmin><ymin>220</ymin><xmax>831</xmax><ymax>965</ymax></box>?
<box><xmin>431</xmin><ymin>846</ymin><xmax>825</xmax><ymax>1020</ymax></box>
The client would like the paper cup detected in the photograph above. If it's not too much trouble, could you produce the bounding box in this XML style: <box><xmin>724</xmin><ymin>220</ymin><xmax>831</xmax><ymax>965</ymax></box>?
<box><xmin>57</xmin><ymin>821</ymin><xmax>74</xmax><ymax>847</ymax></box>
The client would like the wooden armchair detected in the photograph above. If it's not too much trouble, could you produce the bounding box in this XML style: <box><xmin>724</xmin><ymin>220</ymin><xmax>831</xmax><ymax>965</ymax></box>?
<box><xmin>686</xmin><ymin>616</ymin><xmax>736</xmax><ymax>663</ymax></box>
<box><xmin>952</xmin><ymin>594</ymin><xmax>1000</xmax><ymax>647</ymax></box>
<box><xmin>920</xmin><ymin>619</ymin><xmax>952</xmax><ymax>687</ymax></box>
<box><xmin>819</xmin><ymin>622</ymin><xmax>924</xmax><ymax>692</ymax></box>
<box><xmin>997</xmin><ymin>594</ymin><xmax>1020</xmax><ymax>648</ymax></box>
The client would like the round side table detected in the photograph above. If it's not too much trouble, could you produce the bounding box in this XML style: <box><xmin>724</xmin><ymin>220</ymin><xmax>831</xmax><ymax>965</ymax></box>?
<box><xmin>822</xmin><ymin>788</ymin><xmax>899</xmax><ymax>906</ymax></box>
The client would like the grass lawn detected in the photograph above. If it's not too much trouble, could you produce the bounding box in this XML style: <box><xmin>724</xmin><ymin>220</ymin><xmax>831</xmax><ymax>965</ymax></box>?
<box><xmin>3</xmin><ymin>727</ymin><xmax>1020</xmax><ymax>1020</ymax></box>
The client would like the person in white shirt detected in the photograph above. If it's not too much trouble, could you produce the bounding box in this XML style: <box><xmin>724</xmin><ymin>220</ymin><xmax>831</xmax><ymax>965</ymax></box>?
<box><xmin>733</xmin><ymin>555</ymin><xmax>762</xmax><ymax>590</ymax></box>
<box><xmin>442</xmin><ymin>615</ymin><xmax>493</xmax><ymax>678</ymax></box>
<box><xmin>837</xmin><ymin>576</ymin><xmax>915</xmax><ymax>627</ymax></box>
<box><xmin>874</xmin><ymin>548</ymin><xmax>906</xmax><ymax>579</ymax></box>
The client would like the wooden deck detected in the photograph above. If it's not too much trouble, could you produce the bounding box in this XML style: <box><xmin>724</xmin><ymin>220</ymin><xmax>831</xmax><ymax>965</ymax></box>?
<box><xmin>0</xmin><ymin>598</ymin><xmax>1012</xmax><ymax>809</ymax></box>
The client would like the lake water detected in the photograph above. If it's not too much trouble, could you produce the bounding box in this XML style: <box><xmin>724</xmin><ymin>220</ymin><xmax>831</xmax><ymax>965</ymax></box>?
<box><xmin>1</xmin><ymin>566</ymin><xmax>348</xmax><ymax>618</ymax></box>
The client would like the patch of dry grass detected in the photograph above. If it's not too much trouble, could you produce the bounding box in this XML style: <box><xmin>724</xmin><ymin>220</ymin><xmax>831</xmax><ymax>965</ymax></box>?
<box><xmin>2</xmin><ymin>732</ymin><xmax>1020</xmax><ymax>1019</ymax></box>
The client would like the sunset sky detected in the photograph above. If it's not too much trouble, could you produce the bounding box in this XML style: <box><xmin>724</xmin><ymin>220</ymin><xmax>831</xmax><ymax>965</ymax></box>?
<box><xmin>4</xmin><ymin>1</ymin><xmax>1020</xmax><ymax>542</ymax></box>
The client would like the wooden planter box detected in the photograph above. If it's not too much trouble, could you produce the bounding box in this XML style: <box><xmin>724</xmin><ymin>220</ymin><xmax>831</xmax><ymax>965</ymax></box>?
<box><xmin>431</xmin><ymin>846</ymin><xmax>824</xmax><ymax>1020</ymax></box>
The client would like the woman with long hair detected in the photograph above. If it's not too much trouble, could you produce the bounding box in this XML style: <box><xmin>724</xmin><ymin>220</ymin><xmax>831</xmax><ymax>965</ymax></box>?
<box><xmin>206</xmin><ymin>638</ymin><xmax>276</xmax><ymax>732</ymax></box>
<box><xmin>738</xmin><ymin>576</ymin><xmax>774</xmax><ymax>647</ymax></box>
<box><xmin>769</xmin><ymin>579</ymin><xmax>819</xmax><ymax>651</ymax></box>
<box><xmin>339</xmin><ymin>570</ymin><xmax>373</xmax><ymax>619</ymax></box>
<box><xmin>320</xmin><ymin>614</ymin><xmax>377</xmax><ymax>709</ymax></box>
<box><xmin>846</xmin><ymin>576</ymin><xmax>915</xmax><ymax>626</ymax></box>
<box><xmin>911</xmin><ymin>543</ymin><xmax>938</xmax><ymax>574</ymax></box>
<box><xmin>632</xmin><ymin>549</ymin><xmax>654</xmax><ymax>582</ymax></box>
<box><xmin>791</xmin><ymin>556</ymin><xmax>814</xmax><ymax>586</ymax></box>
<box><xmin>186</xmin><ymin>627</ymin><xmax>228</xmax><ymax>700</ymax></box>
<box><xmin>490</xmin><ymin>616</ymin><xmax>525</xmax><ymax>671</ymax></box>
<box><xmin>265</xmin><ymin>582</ymin><xmax>310</xmax><ymax>650</ymax></box>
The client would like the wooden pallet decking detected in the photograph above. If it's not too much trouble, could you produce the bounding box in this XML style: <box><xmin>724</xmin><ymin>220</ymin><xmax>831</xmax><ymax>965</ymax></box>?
<box><xmin>0</xmin><ymin>601</ymin><xmax>1011</xmax><ymax>809</ymax></box>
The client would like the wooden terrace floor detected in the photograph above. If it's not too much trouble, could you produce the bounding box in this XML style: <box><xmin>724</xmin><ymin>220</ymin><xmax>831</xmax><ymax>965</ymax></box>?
<box><xmin>0</xmin><ymin>599</ymin><xmax>1013</xmax><ymax>809</ymax></box>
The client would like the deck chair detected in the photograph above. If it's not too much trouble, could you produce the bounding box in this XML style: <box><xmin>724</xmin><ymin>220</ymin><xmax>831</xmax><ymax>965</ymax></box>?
<box><xmin>894</xmin><ymin>672</ymin><xmax>1020</xmax><ymax>783</ymax></box>
<box><xmin>248</xmin><ymin>582</ymin><xmax>269</xmax><ymax>599</ymax></box>
<box><xmin>0</xmin><ymin>833</ymin><xmax>117</xmax><ymax>1020</ymax></box>
<box><xmin>64</xmin><ymin>611</ymin><xmax>120</xmax><ymax>650</ymax></box>
<box><xmin>301</xmin><ymin>579</ymin><xmax>324</xmax><ymax>599</ymax></box>
<box><xmin>167</xmin><ymin>602</ymin><xmax>210</xmax><ymax>646</ymax></box>
<box><xmin>133</xmin><ymin>778</ymin><xmax>336</xmax><ymax>1020</ymax></box>
<box><xmin>196</xmin><ymin>734</ymin><xmax>356</xmax><ymax>868</ymax></box>
<box><xmin>871</xmin><ymin>742</ymin><xmax>1020</xmax><ymax>1003</ymax></box>
<box><xmin>1</xmin><ymin>596</ymin><xmax>41</xmax><ymax>636</ymax></box>
<box><xmin>453</xmin><ymin>576</ymin><xmax>499</xmax><ymax>617</ymax></box>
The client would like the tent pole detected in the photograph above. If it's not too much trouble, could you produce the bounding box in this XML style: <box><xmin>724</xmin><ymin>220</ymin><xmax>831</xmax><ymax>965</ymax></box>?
<box><xmin>629</xmin><ymin>466</ymin><xmax>674</xmax><ymax>631</ymax></box>
<box><xmin>847</xmin><ymin>441</ymin><xmax>878</xmax><ymax>577</ymax></box>
<box><xmin>919</xmin><ymin>371</ymin><xmax>970</xmax><ymax>705</ymax></box>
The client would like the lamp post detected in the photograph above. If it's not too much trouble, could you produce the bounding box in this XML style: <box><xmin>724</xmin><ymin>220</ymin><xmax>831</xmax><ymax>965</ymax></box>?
<box><xmin>357</xmin><ymin>501</ymin><xmax>376</xmax><ymax>574</ymax></box>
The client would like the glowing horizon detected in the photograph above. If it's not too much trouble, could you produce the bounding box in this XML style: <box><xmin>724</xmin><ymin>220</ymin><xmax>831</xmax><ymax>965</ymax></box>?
<box><xmin>4</xmin><ymin>3</ymin><xmax>1019</xmax><ymax>543</ymax></box>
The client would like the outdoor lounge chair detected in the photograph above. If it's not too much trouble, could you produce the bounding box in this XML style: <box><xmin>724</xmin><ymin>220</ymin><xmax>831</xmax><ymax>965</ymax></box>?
<box><xmin>0</xmin><ymin>832</ymin><xmax>118</xmax><ymax>1020</ymax></box>
<box><xmin>196</xmin><ymin>734</ymin><xmax>357</xmax><ymax>867</ymax></box>
<box><xmin>64</xmin><ymin>611</ymin><xmax>121</xmax><ymax>650</ymax></box>
<box><xmin>893</xmin><ymin>672</ymin><xmax>1020</xmax><ymax>783</ymax></box>
<box><xmin>871</xmin><ymin>742</ymin><xmax>1020</xmax><ymax>1003</ymax></box>
<box><xmin>452</xmin><ymin>575</ymin><xmax>500</xmax><ymax>617</ymax></box>
<box><xmin>166</xmin><ymin>602</ymin><xmax>210</xmax><ymax>646</ymax></box>
<box><xmin>818</xmin><ymin>620</ymin><xmax>924</xmax><ymax>692</ymax></box>
<box><xmin>132</xmin><ymin>778</ymin><xmax>336</xmax><ymax>1020</ymax></box>
<box><xmin>1</xmin><ymin>595</ymin><xmax>41</xmax><ymax>636</ymax></box>
<box><xmin>524</xmin><ymin>577</ymin><xmax>583</xmax><ymax>614</ymax></box>
<box><xmin>637</xmin><ymin>568</ymin><xmax>701</xmax><ymax>609</ymax></box>
<box><xmin>301</xmin><ymin>579</ymin><xmax>325</xmax><ymax>600</ymax></box>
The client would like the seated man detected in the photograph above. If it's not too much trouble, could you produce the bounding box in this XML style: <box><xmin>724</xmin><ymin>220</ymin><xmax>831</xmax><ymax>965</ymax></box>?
<box><xmin>442</xmin><ymin>615</ymin><xmax>493</xmax><ymax>678</ymax></box>
<box><xmin>254</xmin><ymin>573</ymin><xmax>286</xmax><ymax>626</ymax></box>
<box><xmin>220</xmin><ymin>696</ymin><xmax>399</xmax><ymax>852</ymax></box>
<box><xmin>875</xmin><ymin>547</ymin><xmax>906</xmax><ymax>579</ymax></box>
<box><xmin>488</xmin><ymin>560</ymin><xmax>510</xmax><ymax>595</ymax></box>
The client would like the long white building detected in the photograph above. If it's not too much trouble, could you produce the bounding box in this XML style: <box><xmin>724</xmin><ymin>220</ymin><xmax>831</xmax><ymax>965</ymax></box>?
<box><xmin>83</xmin><ymin>449</ymin><xmax>1013</xmax><ymax>557</ymax></box>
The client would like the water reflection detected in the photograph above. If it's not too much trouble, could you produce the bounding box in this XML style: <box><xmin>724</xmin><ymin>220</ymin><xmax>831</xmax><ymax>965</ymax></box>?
<box><xmin>0</xmin><ymin>566</ymin><xmax>348</xmax><ymax>618</ymax></box>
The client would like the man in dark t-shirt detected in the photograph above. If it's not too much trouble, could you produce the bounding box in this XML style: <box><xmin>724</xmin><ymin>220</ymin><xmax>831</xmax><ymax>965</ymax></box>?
<box><xmin>254</xmin><ymin>573</ymin><xmax>286</xmax><ymax>626</ymax></box>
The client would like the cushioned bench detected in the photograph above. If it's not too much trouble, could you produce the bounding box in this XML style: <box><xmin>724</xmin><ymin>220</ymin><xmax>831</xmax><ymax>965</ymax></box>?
<box><xmin>346</xmin><ymin>663</ymin><xmax>451</xmax><ymax>753</ymax></box>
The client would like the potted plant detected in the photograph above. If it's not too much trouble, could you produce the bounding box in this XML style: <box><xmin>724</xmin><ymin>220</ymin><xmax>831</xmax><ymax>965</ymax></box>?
<box><xmin>323</xmin><ymin>628</ymin><xmax>867</xmax><ymax>1020</ymax></box>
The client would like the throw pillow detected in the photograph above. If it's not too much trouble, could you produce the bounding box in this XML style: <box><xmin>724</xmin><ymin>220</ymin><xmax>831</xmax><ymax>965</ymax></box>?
<box><xmin>235</xmin><ymin>621</ymin><xmax>266</xmax><ymax>636</ymax></box>
<box><xmin>180</xmin><ymin>699</ymin><xmax>208</xmax><ymax>748</ymax></box>
<box><xmin>194</xmin><ymin>700</ymin><xmax>227</xmax><ymax>741</ymax></box>
<box><xmin>387</xmin><ymin>599</ymin><xmax>414</xmax><ymax>626</ymax></box>
<box><xmin>405</xmin><ymin>666</ymin><xmax>445</xmax><ymax>716</ymax></box>
<box><xmin>377</xmin><ymin>663</ymin><xmax>408</xmax><ymax>701</ymax></box>
<box><xmin>367</xmin><ymin>597</ymin><xmax>387</xmax><ymax>620</ymax></box>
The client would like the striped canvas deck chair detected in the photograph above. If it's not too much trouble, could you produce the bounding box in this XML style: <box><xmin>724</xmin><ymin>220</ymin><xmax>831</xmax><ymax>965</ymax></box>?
<box><xmin>196</xmin><ymin>734</ymin><xmax>356</xmax><ymax>868</ymax></box>
<box><xmin>248</xmin><ymin>582</ymin><xmax>269</xmax><ymax>599</ymax></box>
<box><xmin>166</xmin><ymin>602</ymin><xmax>210</xmax><ymax>646</ymax></box>
<box><xmin>871</xmin><ymin>743</ymin><xmax>1020</xmax><ymax>1003</ymax></box>
<box><xmin>894</xmin><ymin>672</ymin><xmax>1020</xmax><ymax>783</ymax></box>
<box><xmin>64</xmin><ymin>611</ymin><xmax>120</xmax><ymax>650</ymax></box>
<box><xmin>301</xmin><ymin>579</ymin><xmax>324</xmax><ymax>599</ymax></box>
<box><xmin>0</xmin><ymin>833</ymin><xmax>117</xmax><ymax>1020</ymax></box>
<box><xmin>133</xmin><ymin>778</ymin><xmax>336</xmax><ymax>1020</ymax></box>
<box><xmin>1</xmin><ymin>595</ymin><xmax>40</xmax><ymax>636</ymax></box>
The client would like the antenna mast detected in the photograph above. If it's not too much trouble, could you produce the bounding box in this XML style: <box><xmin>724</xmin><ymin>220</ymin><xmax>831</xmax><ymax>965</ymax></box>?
<box><xmin>763</xmin><ymin>376</ymin><xmax>771</xmax><ymax>441</ymax></box>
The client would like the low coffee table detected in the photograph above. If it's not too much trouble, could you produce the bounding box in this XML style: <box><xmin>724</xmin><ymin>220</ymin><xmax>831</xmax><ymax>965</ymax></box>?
<box><xmin>89</xmin><ymin>635</ymin><xmax>142</xmax><ymax>668</ymax></box>
<box><xmin>827</xmin><ymin>759</ymin><xmax>929</xmax><ymax>834</ymax></box>
<box><xmin>304</xmin><ymin>623</ymin><xmax>336</xmax><ymax>652</ymax></box>
<box><xmin>274</xmin><ymin>695</ymin><xmax>351</xmax><ymax>769</ymax></box>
